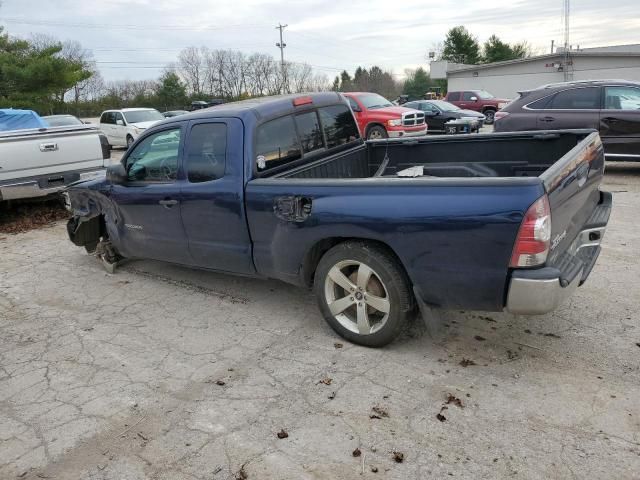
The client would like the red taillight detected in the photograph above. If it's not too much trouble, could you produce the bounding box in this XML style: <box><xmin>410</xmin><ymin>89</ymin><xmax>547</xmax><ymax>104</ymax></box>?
<box><xmin>510</xmin><ymin>195</ymin><xmax>551</xmax><ymax>268</ymax></box>
<box><xmin>293</xmin><ymin>96</ymin><xmax>313</xmax><ymax>107</ymax></box>
<box><xmin>494</xmin><ymin>111</ymin><xmax>509</xmax><ymax>122</ymax></box>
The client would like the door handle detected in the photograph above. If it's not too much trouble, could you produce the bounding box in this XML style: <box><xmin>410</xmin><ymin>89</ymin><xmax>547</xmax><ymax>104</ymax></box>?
<box><xmin>159</xmin><ymin>199</ymin><xmax>178</xmax><ymax>208</ymax></box>
<box><xmin>39</xmin><ymin>142</ymin><xmax>59</xmax><ymax>152</ymax></box>
<box><xmin>602</xmin><ymin>117</ymin><xmax>619</xmax><ymax>123</ymax></box>
<box><xmin>540</xmin><ymin>116</ymin><xmax>555</xmax><ymax>122</ymax></box>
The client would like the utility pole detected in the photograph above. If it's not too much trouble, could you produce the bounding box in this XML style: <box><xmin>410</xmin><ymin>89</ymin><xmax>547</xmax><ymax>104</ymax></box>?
<box><xmin>275</xmin><ymin>23</ymin><xmax>288</xmax><ymax>93</ymax></box>
<box><xmin>562</xmin><ymin>0</ymin><xmax>570</xmax><ymax>81</ymax></box>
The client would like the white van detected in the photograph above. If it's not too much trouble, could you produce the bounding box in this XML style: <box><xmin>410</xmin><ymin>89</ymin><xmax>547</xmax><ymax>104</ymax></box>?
<box><xmin>99</xmin><ymin>108</ymin><xmax>164</xmax><ymax>148</ymax></box>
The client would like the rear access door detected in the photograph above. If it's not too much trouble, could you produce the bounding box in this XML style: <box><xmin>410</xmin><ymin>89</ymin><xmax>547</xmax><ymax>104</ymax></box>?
<box><xmin>599</xmin><ymin>85</ymin><xmax>640</xmax><ymax>159</ymax></box>
<box><xmin>178</xmin><ymin>118</ymin><xmax>255</xmax><ymax>274</ymax></box>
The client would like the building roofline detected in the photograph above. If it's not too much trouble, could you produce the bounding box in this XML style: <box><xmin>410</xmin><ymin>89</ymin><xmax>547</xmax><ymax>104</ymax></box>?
<box><xmin>448</xmin><ymin>51</ymin><xmax>640</xmax><ymax>73</ymax></box>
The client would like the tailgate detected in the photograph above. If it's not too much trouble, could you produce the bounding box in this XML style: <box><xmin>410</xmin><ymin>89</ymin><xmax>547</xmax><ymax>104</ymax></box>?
<box><xmin>539</xmin><ymin>131</ymin><xmax>607</xmax><ymax>277</ymax></box>
<box><xmin>0</xmin><ymin>128</ymin><xmax>104</xmax><ymax>183</ymax></box>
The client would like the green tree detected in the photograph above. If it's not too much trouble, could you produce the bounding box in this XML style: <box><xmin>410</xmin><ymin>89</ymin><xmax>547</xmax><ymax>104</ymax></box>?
<box><xmin>442</xmin><ymin>26</ymin><xmax>481</xmax><ymax>65</ymax></box>
<box><xmin>403</xmin><ymin>67</ymin><xmax>431</xmax><ymax>98</ymax></box>
<box><xmin>0</xmin><ymin>27</ymin><xmax>92</xmax><ymax>113</ymax></box>
<box><xmin>339</xmin><ymin>70</ymin><xmax>353</xmax><ymax>91</ymax></box>
<box><xmin>331</xmin><ymin>75</ymin><xmax>340</xmax><ymax>91</ymax></box>
<box><xmin>156</xmin><ymin>71</ymin><xmax>187</xmax><ymax>109</ymax></box>
<box><xmin>483</xmin><ymin>35</ymin><xmax>529</xmax><ymax>63</ymax></box>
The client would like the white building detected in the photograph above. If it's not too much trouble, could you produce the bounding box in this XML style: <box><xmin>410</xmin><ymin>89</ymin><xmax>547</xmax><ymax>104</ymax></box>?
<box><xmin>430</xmin><ymin>44</ymin><xmax>640</xmax><ymax>99</ymax></box>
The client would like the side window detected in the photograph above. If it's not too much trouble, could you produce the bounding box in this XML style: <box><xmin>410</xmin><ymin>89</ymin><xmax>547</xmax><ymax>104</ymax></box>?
<box><xmin>295</xmin><ymin>111</ymin><xmax>325</xmax><ymax>156</ymax></box>
<box><xmin>114</xmin><ymin>112</ymin><xmax>125</xmax><ymax>125</ymax></box>
<box><xmin>604</xmin><ymin>86</ymin><xmax>640</xmax><ymax>110</ymax></box>
<box><xmin>462</xmin><ymin>91</ymin><xmax>475</xmax><ymax>101</ymax></box>
<box><xmin>423</xmin><ymin>103</ymin><xmax>438</xmax><ymax>112</ymax></box>
<box><xmin>125</xmin><ymin>128</ymin><xmax>181</xmax><ymax>182</ymax></box>
<box><xmin>447</xmin><ymin>92</ymin><xmax>460</xmax><ymax>101</ymax></box>
<box><xmin>255</xmin><ymin>115</ymin><xmax>302</xmax><ymax>172</ymax></box>
<box><xmin>186</xmin><ymin>123</ymin><xmax>227</xmax><ymax>183</ymax></box>
<box><xmin>318</xmin><ymin>104</ymin><xmax>360</xmax><ymax>149</ymax></box>
<box><xmin>527</xmin><ymin>95</ymin><xmax>553</xmax><ymax>110</ymax></box>
<box><xmin>549</xmin><ymin>87</ymin><xmax>600</xmax><ymax>109</ymax></box>
<box><xmin>347</xmin><ymin>96</ymin><xmax>360</xmax><ymax>111</ymax></box>
<box><xmin>100</xmin><ymin>113</ymin><xmax>109</xmax><ymax>124</ymax></box>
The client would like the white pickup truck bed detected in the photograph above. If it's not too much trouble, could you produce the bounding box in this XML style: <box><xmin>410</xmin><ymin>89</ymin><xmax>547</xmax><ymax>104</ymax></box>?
<box><xmin>0</xmin><ymin>125</ymin><xmax>110</xmax><ymax>201</ymax></box>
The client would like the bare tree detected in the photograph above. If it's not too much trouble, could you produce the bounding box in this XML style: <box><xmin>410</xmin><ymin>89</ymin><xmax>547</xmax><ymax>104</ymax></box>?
<box><xmin>178</xmin><ymin>47</ymin><xmax>205</xmax><ymax>95</ymax></box>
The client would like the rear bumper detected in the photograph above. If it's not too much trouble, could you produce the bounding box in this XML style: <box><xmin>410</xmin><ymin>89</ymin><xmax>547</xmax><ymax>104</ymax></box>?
<box><xmin>506</xmin><ymin>191</ymin><xmax>612</xmax><ymax>315</ymax></box>
<box><xmin>0</xmin><ymin>169</ymin><xmax>105</xmax><ymax>201</ymax></box>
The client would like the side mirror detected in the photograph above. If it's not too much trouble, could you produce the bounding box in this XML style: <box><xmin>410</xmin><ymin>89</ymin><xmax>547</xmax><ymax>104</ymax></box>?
<box><xmin>106</xmin><ymin>163</ymin><xmax>127</xmax><ymax>184</ymax></box>
<box><xmin>470</xmin><ymin>96</ymin><xmax>478</xmax><ymax>102</ymax></box>
<box><xmin>116</xmin><ymin>119</ymin><xmax>124</xmax><ymax>126</ymax></box>
<box><xmin>351</xmin><ymin>105</ymin><xmax>361</xmax><ymax>113</ymax></box>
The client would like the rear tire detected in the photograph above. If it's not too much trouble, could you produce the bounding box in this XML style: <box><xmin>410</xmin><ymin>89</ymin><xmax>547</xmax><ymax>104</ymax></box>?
<box><xmin>367</xmin><ymin>125</ymin><xmax>388</xmax><ymax>140</ymax></box>
<box><xmin>314</xmin><ymin>241</ymin><xmax>413</xmax><ymax>347</ymax></box>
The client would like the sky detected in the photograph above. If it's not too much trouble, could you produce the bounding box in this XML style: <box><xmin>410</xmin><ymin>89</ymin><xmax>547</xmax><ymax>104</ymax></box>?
<box><xmin>0</xmin><ymin>0</ymin><xmax>638</xmax><ymax>82</ymax></box>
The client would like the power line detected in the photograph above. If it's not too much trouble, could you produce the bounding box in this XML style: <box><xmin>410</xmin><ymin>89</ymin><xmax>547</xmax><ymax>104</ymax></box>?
<box><xmin>0</xmin><ymin>16</ymin><xmax>269</xmax><ymax>31</ymax></box>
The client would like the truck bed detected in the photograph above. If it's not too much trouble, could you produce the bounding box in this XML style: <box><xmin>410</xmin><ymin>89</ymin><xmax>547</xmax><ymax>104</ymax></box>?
<box><xmin>277</xmin><ymin>130</ymin><xmax>590</xmax><ymax>180</ymax></box>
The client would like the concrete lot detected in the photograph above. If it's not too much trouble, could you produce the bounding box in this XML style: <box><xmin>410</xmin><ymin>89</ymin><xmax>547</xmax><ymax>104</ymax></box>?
<box><xmin>1</xmin><ymin>163</ymin><xmax>639</xmax><ymax>479</ymax></box>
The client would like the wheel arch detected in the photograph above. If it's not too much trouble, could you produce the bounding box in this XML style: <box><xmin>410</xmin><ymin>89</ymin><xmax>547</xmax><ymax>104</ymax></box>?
<box><xmin>364</xmin><ymin>122</ymin><xmax>386</xmax><ymax>138</ymax></box>
<box><xmin>301</xmin><ymin>237</ymin><xmax>412</xmax><ymax>289</ymax></box>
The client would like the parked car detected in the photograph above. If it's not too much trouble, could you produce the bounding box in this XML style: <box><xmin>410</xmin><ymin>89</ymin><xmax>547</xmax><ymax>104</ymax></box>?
<box><xmin>43</xmin><ymin>114</ymin><xmax>85</xmax><ymax>127</ymax></box>
<box><xmin>404</xmin><ymin>100</ymin><xmax>485</xmax><ymax>133</ymax></box>
<box><xmin>65</xmin><ymin>92</ymin><xmax>611</xmax><ymax>347</ymax></box>
<box><xmin>99</xmin><ymin>108</ymin><xmax>164</xmax><ymax>148</ymax></box>
<box><xmin>0</xmin><ymin>110</ymin><xmax>110</xmax><ymax>201</ymax></box>
<box><xmin>444</xmin><ymin>90</ymin><xmax>510</xmax><ymax>124</ymax></box>
<box><xmin>190</xmin><ymin>99</ymin><xmax>225</xmax><ymax>110</ymax></box>
<box><xmin>494</xmin><ymin>79</ymin><xmax>640</xmax><ymax>161</ymax></box>
<box><xmin>163</xmin><ymin>110</ymin><xmax>189</xmax><ymax>118</ymax></box>
<box><xmin>343</xmin><ymin>92</ymin><xmax>427</xmax><ymax>140</ymax></box>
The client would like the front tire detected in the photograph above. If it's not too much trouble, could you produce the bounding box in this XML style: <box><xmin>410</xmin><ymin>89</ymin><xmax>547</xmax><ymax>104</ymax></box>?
<box><xmin>126</xmin><ymin>135</ymin><xmax>134</xmax><ymax>148</ymax></box>
<box><xmin>483</xmin><ymin>109</ymin><xmax>496</xmax><ymax>124</ymax></box>
<box><xmin>314</xmin><ymin>241</ymin><xmax>413</xmax><ymax>347</ymax></box>
<box><xmin>367</xmin><ymin>125</ymin><xmax>388</xmax><ymax>140</ymax></box>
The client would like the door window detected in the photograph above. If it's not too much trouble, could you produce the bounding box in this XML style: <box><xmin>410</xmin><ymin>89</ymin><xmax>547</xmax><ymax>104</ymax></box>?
<box><xmin>604</xmin><ymin>86</ymin><xmax>640</xmax><ymax>110</ymax></box>
<box><xmin>100</xmin><ymin>112</ymin><xmax>112</xmax><ymax>124</ymax></box>
<box><xmin>295</xmin><ymin>111</ymin><xmax>325</xmax><ymax>156</ymax></box>
<box><xmin>125</xmin><ymin>128</ymin><xmax>181</xmax><ymax>182</ymax></box>
<box><xmin>447</xmin><ymin>92</ymin><xmax>460</xmax><ymax>101</ymax></box>
<box><xmin>423</xmin><ymin>102</ymin><xmax>439</xmax><ymax>112</ymax></box>
<box><xmin>114</xmin><ymin>112</ymin><xmax>125</xmax><ymax>125</ymax></box>
<box><xmin>462</xmin><ymin>92</ymin><xmax>476</xmax><ymax>101</ymax></box>
<box><xmin>255</xmin><ymin>116</ymin><xmax>302</xmax><ymax>172</ymax></box>
<box><xmin>318</xmin><ymin>105</ymin><xmax>360</xmax><ymax>149</ymax></box>
<box><xmin>549</xmin><ymin>87</ymin><xmax>600</xmax><ymax>109</ymax></box>
<box><xmin>186</xmin><ymin>123</ymin><xmax>227</xmax><ymax>183</ymax></box>
<box><xmin>346</xmin><ymin>96</ymin><xmax>360</xmax><ymax>111</ymax></box>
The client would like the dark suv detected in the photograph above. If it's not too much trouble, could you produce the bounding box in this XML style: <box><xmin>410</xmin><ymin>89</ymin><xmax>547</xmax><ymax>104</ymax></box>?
<box><xmin>494</xmin><ymin>80</ymin><xmax>640</xmax><ymax>160</ymax></box>
<box><xmin>444</xmin><ymin>90</ymin><xmax>510</xmax><ymax>124</ymax></box>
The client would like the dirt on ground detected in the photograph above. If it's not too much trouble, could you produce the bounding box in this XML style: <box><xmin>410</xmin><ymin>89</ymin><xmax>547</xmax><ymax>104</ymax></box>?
<box><xmin>0</xmin><ymin>198</ymin><xmax>69</xmax><ymax>235</ymax></box>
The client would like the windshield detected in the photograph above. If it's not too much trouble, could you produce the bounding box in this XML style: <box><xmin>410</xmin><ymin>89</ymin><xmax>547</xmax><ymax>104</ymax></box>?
<box><xmin>429</xmin><ymin>100</ymin><xmax>460</xmax><ymax>112</ymax></box>
<box><xmin>356</xmin><ymin>93</ymin><xmax>393</xmax><ymax>110</ymax></box>
<box><xmin>123</xmin><ymin>109</ymin><xmax>164</xmax><ymax>124</ymax></box>
<box><xmin>45</xmin><ymin>115</ymin><xmax>83</xmax><ymax>127</ymax></box>
<box><xmin>476</xmin><ymin>90</ymin><xmax>495</xmax><ymax>100</ymax></box>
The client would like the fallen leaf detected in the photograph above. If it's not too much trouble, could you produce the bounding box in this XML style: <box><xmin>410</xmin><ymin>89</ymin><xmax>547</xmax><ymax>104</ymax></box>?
<box><xmin>371</xmin><ymin>405</ymin><xmax>389</xmax><ymax>418</ymax></box>
<box><xmin>318</xmin><ymin>377</ymin><xmax>332</xmax><ymax>385</ymax></box>
<box><xmin>524</xmin><ymin>329</ymin><xmax>532</xmax><ymax>334</ymax></box>
<box><xmin>352</xmin><ymin>447</ymin><xmax>361</xmax><ymax>457</ymax></box>
<box><xmin>459</xmin><ymin>358</ymin><xmax>476</xmax><ymax>367</ymax></box>
<box><xmin>635</xmin><ymin>343</ymin><xmax>640</xmax><ymax>348</ymax></box>
<box><xmin>137</xmin><ymin>432</ymin><xmax>148</xmax><ymax>441</ymax></box>
<box><xmin>334</xmin><ymin>343</ymin><xmax>343</xmax><ymax>349</ymax></box>
<box><xmin>445</xmin><ymin>394</ymin><xmax>464</xmax><ymax>408</ymax></box>
<box><xmin>371</xmin><ymin>466</ymin><xmax>379</xmax><ymax>473</ymax></box>
<box><xmin>276</xmin><ymin>429</ymin><xmax>288</xmax><ymax>439</ymax></box>
<box><xmin>436</xmin><ymin>413</ymin><xmax>447</xmax><ymax>422</ymax></box>
<box><xmin>392</xmin><ymin>451</ymin><xmax>404</xmax><ymax>463</ymax></box>
<box><xmin>215</xmin><ymin>379</ymin><xmax>226</xmax><ymax>386</ymax></box>
<box><xmin>474</xmin><ymin>335</ymin><xmax>486</xmax><ymax>341</ymax></box>
<box><xmin>328</xmin><ymin>391</ymin><xmax>336</xmax><ymax>400</ymax></box>
<box><xmin>539</xmin><ymin>332</ymin><xmax>561</xmax><ymax>339</ymax></box>
<box><xmin>236</xmin><ymin>464</ymin><xmax>248</xmax><ymax>480</ymax></box>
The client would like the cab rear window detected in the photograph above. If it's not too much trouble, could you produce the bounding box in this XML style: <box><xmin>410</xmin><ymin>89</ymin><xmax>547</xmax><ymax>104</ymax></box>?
<box><xmin>255</xmin><ymin>104</ymin><xmax>359</xmax><ymax>173</ymax></box>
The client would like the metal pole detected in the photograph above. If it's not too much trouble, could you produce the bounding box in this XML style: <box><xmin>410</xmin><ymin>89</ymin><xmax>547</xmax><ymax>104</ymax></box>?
<box><xmin>275</xmin><ymin>23</ymin><xmax>288</xmax><ymax>93</ymax></box>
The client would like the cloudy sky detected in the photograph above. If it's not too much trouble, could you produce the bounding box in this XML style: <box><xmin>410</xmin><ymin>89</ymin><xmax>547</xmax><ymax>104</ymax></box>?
<box><xmin>1</xmin><ymin>0</ymin><xmax>638</xmax><ymax>81</ymax></box>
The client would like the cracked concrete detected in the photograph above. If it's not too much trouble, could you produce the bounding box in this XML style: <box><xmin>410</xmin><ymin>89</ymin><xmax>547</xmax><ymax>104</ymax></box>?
<box><xmin>1</xmin><ymin>163</ymin><xmax>639</xmax><ymax>479</ymax></box>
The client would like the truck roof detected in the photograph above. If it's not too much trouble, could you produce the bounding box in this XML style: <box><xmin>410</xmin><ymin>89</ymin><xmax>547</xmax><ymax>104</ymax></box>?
<box><xmin>159</xmin><ymin>92</ymin><xmax>345</xmax><ymax>125</ymax></box>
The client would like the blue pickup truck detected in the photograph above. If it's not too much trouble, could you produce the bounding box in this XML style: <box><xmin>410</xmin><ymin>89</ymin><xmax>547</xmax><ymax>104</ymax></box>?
<box><xmin>66</xmin><ymin>92</ymin><xmax>612</xmax><ymax>347</ymax></box>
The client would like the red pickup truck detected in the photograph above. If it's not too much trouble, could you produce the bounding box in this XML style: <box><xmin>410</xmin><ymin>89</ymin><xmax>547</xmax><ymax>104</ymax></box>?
<box><xmin>444</xmin><ymin>90</ymin><xmax>510</xmax><ymax>124</ymax></box>
<box><xmin>343</xmin><ymin>92</ymin><xmax>427</xmax><ymax>140</ymax></box>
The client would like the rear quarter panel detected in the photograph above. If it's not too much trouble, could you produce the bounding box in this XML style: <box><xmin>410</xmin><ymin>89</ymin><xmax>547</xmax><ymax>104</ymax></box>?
<box><xmin>245</xmin><ymin>179</ymin><xmax>545</xmax><ymax>311</ymax></box>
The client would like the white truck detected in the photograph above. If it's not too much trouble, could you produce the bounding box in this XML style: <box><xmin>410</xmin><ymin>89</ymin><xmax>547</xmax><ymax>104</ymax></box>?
<box><xmin>0</xmin><ymin>124</ymin><xmax>110</xmax><ymax>201</ymax></box>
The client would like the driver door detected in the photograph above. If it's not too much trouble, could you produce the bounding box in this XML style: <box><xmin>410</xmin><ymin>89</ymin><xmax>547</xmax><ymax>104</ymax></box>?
<box><xmin>109</xmin><ymin>125</ymin><xmax>192</xmax><ymax>265</ymax></box>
